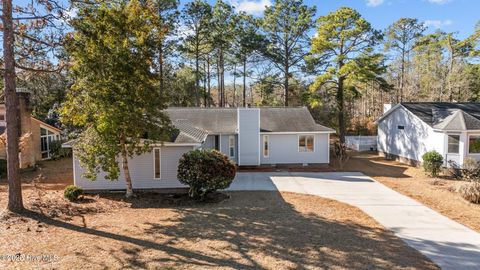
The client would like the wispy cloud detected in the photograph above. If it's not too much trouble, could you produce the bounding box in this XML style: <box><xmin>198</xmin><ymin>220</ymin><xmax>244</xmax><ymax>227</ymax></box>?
<box><xmin>427</xmin><ymin>0</ymin><xmax>452</xmax><ymax>4</ymax></box>
<box><xmin>366</xmin><ymin>0</ymin><xmax>384</xmax><ymax>7</ymax></box>
<box><xmin>230</xmin><ymin>0</ymin><xmax>271</xmax><ymax>15</ymax></box>
<box><xmin>424</xmin><ymin>19</ymin><xmax>453</xmax><ymax>29</ymax></box>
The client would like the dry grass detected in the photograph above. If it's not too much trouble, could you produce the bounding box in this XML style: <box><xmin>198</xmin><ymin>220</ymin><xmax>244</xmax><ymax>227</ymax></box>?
<box><xmin>332</xmin><ymin>152</ymin><xmax>480</xmax><ymax>232</ymax></box>
<box><xmin>0</xmin><ymin>188</ymin><xmax>437</xmax><ymax>270</ymax></box>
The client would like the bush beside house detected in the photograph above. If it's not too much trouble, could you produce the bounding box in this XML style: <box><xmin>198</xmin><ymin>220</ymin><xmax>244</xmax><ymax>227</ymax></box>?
<box><xmin>422</xmin><ymin>151</ymin><xmax>443</xmax><ymax>177</ymax></box>
<box><xmin>177</xmin><ymin>149</ymin><xmax>236</xmax><ymax>200</ymax></box>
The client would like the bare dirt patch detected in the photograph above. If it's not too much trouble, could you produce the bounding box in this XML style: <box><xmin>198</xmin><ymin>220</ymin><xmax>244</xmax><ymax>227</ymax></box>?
<box><xmin>332</xmin><ymin>152</ymin><xmax>480</xmax><ymax>232</ymax></box>
<box><xmin>0</xmin><ymin>189</ymin><xmax>437</xmax><ymax>269</ymax></box>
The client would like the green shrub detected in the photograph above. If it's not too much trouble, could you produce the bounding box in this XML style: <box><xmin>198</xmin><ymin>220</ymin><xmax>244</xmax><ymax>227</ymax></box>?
<box><xmin>177</xmin><ymin>149</ymin><xmax>236</xmax><ymax>199</ymax></box>
<box><xmin>0</xmin><ymin>159</ymin><xmax>6</xmax><ymax>178</ymax></box>
<box><xmin>64</xmin><ymin>185</ymin><xmax>83</xmax><ymax>201</ymax></box>
<box><xmin>49</xmin><ymin>140</ymin><xmax>72</xmax><ymax>160</ymax></box>
<box><xmin>422</xmin><ymin>151</ymin><xmax>444</xmax><ymax>177</ymax></box>
<box><xmin>458</xmin><ymin>182</ymin><xmax>480</xmax><ymax>204</ymax></box>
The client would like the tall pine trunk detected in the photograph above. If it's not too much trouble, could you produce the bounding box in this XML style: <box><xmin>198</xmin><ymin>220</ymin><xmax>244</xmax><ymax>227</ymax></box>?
<box><xmin>120</xmin><ymin>136</ymin><xmax>133</xmax><ymax>198</ymax></box>
<box><xmin>2</xmin><ymin>0</ymin><xmax>24</xmax><ymax>212</ymax></box>
<box><xmin>207</xmin><ymin>56</ymin><xmax>211</xmax><ymax>107</ymax></box>
<box><xmin>284</xmin><ymin>39</ymin><xmax>289</xmax><ymax>107</ymax></box>
<box><xmin>159</xmin><ymin>45</ymin><xmax>164</xmax><ymax>95</ymax></box>
<box><xmin>337</xmin><ymin>75</ymin><xmax>346</xmax><ymax>144</ymax></box>
<box><xmin>194</xmin><ymin>38</ymin><xmax>200</xmax><ymax>107</ymax></box>
<box><xmin>243</xmin><ymin>58</ymin><xmax>247</xmax><ymax>107</ymax></box>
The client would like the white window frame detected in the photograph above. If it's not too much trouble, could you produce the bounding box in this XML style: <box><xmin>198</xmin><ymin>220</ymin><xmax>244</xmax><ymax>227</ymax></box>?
<box><xmin>263</xmin><ymin>135</ymin><xmax>269</xmax><ymax>158</ymax></box>
<box><xmin>153</xmin><ymin>148</ymin><xmax>161</xmax><ymax>179</ymax></box>
<box><xmin>468</xmin><ymin>135</ymin><xmax>480</xmax><ymax>155</ymax></box>
<box><xmin>447</xmin><ymin>134</ymin><xmax>460</xmax><ymax>154</ymax></box>
<box><xmin>40</xmin><ymin>127</ymin><xmax>59</xmax><ymax>160</ymax></box>
<box><xmin>298</xmin><ymin>134</ymin><xmax>315</xmax><ymax>153</ymax></box>
<box><xmin>228</xmin><ymin>135</ymin><xmax>235</xmax><ymax>158</ymax></box>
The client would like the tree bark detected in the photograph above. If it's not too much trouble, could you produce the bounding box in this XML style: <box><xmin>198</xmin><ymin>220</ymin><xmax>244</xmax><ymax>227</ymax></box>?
<box><xmin>207</xmin><ymin>56</ymin><xmax>211</xmax><ymax>107</ymax></box>
<box><xmin>337</xmin><ymin>75</ymin><xmax>346</xmax><ymax>144</ymax></box>
<box><xmin>284</xmin><ymin>38</ymin><xmax>289</xmax><ymax>107</ymax></box>
<box><xmin>2</xmin><ymin>0</ymin><xmax>24</xmax><ymax>212</ymax></box>
<box><xmin>120</xmin><ymin>137</ymin><xmax>133</xmax><ymax>198</ymax></box>
<box><xmin>243</xmin><ymin>58</ymin><xmax>247</xmax><ymax>107</ymax></box>
<box><xmin>194</xmin><ymin>37</ymin><xmax>200</xmax><ymax>107</ymax></box>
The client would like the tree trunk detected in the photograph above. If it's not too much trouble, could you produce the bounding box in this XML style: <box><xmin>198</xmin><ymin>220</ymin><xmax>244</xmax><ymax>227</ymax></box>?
<box><xmin>159</xmin><ymin>44</ymin><xmax>164</xmax><ymax>95</ymax></box>
<box><xmin>207</xmin><ymin>56</ymin><xmax>211</xmax><ymax>107</ymax></box>
<box><xmin>203</xmin><ymin>61</ymin><xmax>207</xmax><ymax>107</ymax></box>
<box><xmin>284</xmin><ymin>38</ymin><xmax>290</xmax><ymax>107</ymax></box>
<box><xmin>2</xmin><ymin>0</ymin><xmax>24</xmax><ymax>212</ymax></box>
<box><xmin>219</xmin><ymin>50</ymin><xmax>225</xmax><ymax>107</ymax></box>
<box><xmin>120</xmin><ymin>137</ymin><xmax>133</xmax><ymax>198</ymax></box>
<box><xmin>243</xmin><ymin>58</ymin><xmax>247</xmax><ymax>108</ymax></box>
<box><xmin>194</xmin><ymin>39</ymin><xmax>200</xmax><ymax>107</ymax></box>
<box><xmin>337</xmin><ymin>75</ymin><xmax>346</xmax><ymax>144</ymax></box>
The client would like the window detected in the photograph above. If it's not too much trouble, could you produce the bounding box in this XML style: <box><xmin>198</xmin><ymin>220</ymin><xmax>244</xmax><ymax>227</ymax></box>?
<box><xmin>214</xmin><ymin>135</ymin><xmax>220</xmax><ymax>151</ymax></box>
<box><xmin>263</xmin><ymin>135</ymin><xmax>269</xmax><ymax>157</ymax></box>
<box><xmin>153</xmin><ymin>148</ymin><xmax>161</xmax><ymax>179</ymax></box>
<box><xmin>469</xmin><ymin>136</ymin><xmax>480</xmax><ymax>154</ymax></box>
<box><xmin>0</xmin><ymin>114</ymin><xmax>4</xmax><ymax>121</ymax></box>
<box><xmin>447</xmin><ymin>135</ymin><xmax>460</xmax><ymax>154</ymax></box>
<box><xmin>299</xmin><ymin>135</ymin><xmax>314</xmax><ymax>152</ymax></box>
<box><xmin>229</xmin><ymin>136</ymin><xmax>235</xmax><ymax>158</ymax></box>
<box><xmin>398</xmin><ymin>125</ymin><xmax>405</xmax><ymax>130</ymax></box>
<box><xmin>40</xmin><ymin>127</ymin><xmax>58</xmax><ymax>159</ymax></box>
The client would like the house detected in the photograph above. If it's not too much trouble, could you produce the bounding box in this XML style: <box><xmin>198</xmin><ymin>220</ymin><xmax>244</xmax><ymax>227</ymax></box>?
<box><xmin>70</xmin><ymin>107</ymin><xmax>335</xmax><ymax>190</ymax></box>
<box><xmin>377</xmin><ymin>102</ymin><xmax>480</xmax><ymax>167</ymax></box>
<box><xmin>0</xmin><ymin>91</ymin><xmax>62</xmax><ymax>168</ymax></box>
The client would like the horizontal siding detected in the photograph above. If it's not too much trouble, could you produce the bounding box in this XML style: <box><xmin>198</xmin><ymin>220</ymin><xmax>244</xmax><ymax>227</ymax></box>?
<box><xmin>74</xmin><ymin>146</ymin><xmax>193</xmax><ymax>190</ymax></box>
<box><xmin>260</xmin><ymin>134</ymin><xmax>329</xmax><ymax>164</ymax></box>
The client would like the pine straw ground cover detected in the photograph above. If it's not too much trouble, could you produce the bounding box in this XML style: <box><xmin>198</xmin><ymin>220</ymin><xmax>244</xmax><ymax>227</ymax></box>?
<box><xmin>0</xmin><ymin>188</ymin><xmax>437</xmax><ymax>270</ymax></box>
<box><xmin>332</xmin><ymin>152</ymin><xmax>480</xmax><ymax>233</ymax></box>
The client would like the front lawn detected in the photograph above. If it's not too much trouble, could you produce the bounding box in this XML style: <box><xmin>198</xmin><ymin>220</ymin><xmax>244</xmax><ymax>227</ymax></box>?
<box><xmin>0</xmin><ymin>188</ymin><xmax>437</xmax><ymax>269</ymax></box>
<box><xmin>333</xmin><ymin>152</ymin><xmax>480</xmax><ymax>232</ymax></box>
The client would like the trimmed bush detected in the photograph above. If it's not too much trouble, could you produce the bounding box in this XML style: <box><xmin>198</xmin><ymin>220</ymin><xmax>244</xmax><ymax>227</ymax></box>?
<box><xmin>458</xmin><ymin>182</ymin><xmax>480</xmax><ymax>204</ymax></box>
<box><xmin>422</xmin><ymin>151</ymin><xmax>444</xmax><ymax>177</ymax></box>
<box><xmin>64</xmin><ymin>185</ymin><xmax>83</xmax><ymax>201</ymax></box>
<box><xmin>177</xmin><ymin>149</ymin><xmax>236</xmax><ymax>199</ymax></box>
<box><xmin>0</xmin><ymin>159</ymin><xmax>6</xmax><ymax>178</ymax></box>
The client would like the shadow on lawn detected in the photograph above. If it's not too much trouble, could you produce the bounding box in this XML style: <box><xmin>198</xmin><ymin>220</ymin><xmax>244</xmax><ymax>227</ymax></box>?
<box><xmin>20</xmin><ymin>191</ymin><xmax>437</xmax><ymax>269</ymax></box>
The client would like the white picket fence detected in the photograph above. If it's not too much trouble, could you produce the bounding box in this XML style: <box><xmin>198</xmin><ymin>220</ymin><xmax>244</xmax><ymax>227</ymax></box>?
<box><xmin>345</xmin><ymin>136</ymin><xmax>378</xmax><ymax>152</ymax></box>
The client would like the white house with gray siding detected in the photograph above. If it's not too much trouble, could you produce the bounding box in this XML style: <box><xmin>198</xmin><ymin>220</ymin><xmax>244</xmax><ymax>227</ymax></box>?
<box><xmin>377</xmin><ymin>102</ymin><xmax>480</xmax><ymax>167</ymax></box>
<box><xmin>70</xmin><ymin>107</ymin><xmax>334</xmax><ymax>190</ymax></box>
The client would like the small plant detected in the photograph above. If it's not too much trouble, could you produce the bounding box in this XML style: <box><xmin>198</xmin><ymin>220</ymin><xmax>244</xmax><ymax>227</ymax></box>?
<box><xmin>177</xmin><ymin>149</ymin><xmax>236</xmax><ymax>200</ymax></box>
<box><xmin>64</xmin><ymin>185</ymin><xmax>84</xmax><ymax>201</ymax></box>
<box><xmin>422</xmin><ymin>151</ymin><xmax>444</xmax><ymax>177</ymax></box>
<box><xmin>457</xmin><ymin>182</ymin><xmax>480</xmax><ymax>204</ymax></box>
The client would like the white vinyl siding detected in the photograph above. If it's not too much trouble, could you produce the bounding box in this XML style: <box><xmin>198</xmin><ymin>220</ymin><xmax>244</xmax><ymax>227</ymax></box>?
<box><xmin>73</xmin><ymin>146</ymin><xmax>193</xmax><ymax>190</ymax></box>
<box><xmin>260</xmin><ymin>134</ymin><xmax>329</xmax><ymax>164</ymax></box>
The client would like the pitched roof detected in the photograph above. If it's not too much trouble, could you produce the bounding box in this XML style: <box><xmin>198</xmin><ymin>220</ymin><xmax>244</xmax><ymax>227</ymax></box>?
<box><xmin>166</xmin><ymin>107</ymin><xmax>334</xmax><ymax>134</ymax></box>
<box><xmin>172</xmin><ymin>119</ymin><xmax>209</xmax><ymax>144</ymax></box>
<box><xmin>400</xmin><ymin>102</ymin><xmax>480</xmax><ymax>131</ymax></box>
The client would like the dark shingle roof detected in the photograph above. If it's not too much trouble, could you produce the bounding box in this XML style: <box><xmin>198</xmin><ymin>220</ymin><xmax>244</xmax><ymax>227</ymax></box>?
<box><xmin>401</xmin><ymin>102</ymin><xmax>480</xmax><ymax>131</ymax></box>
<box><xmin>166</xmin><ymin>107</ymin><xmax>334</xmax><ymax>133</ymax></box>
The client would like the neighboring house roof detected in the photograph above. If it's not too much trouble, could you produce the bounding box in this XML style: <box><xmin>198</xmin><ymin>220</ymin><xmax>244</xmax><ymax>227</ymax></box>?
<box><xmin>166</xmin><ymin>107</ymin><xmax>334</xmax><ymax>134</ymax></box>
<box><xmin>0</xmin><ymin>117</ymin><xmax>61</xmax><ymax>135</ymax></box>
<box><xmin>379</xmin><ymin>102</ymin><xmax>480</xmax><ymax>131</ymax></box>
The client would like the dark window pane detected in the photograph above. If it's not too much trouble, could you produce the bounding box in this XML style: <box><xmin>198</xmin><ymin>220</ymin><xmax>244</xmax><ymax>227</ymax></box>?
<box><xmin>398</xmin><ymin>126</ymin><xmax>405</xmax><ymax>130</ymax></box>
<box><xmin>469</xmin><ymin>136</ymin><xmax>480</xmax><ymax>154</ymax></box>
<box><xmin>307</xmin><ymin>136</ymin><xmax>314</xmax><ymax>152</ymax></box>
<box><xmin>154</xmin><ymin>149</ymin><xmax>160</xmax><ymax>178</ymax></box>
<box><xmin>40</xmin><ymin>128</ymin><xmax>47</xmax><ymax>135</ymax></box>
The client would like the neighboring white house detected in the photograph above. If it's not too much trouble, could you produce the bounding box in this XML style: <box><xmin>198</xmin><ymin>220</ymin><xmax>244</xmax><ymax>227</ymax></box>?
<box><xmin>377</xmin><ymin>102</ymin><xmax>480</xmax><ymax>167</ymax></box>
<box><xmin>70</xmin><ymin>107</ymin><xmax>335</xmax><ymax>190</ymax></box>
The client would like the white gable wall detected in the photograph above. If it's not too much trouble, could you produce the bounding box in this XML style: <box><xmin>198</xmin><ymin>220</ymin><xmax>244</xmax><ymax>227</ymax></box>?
<box><xmin>378</xmin><ymin>106</ymin><xmax>445</xmax><ymax>163</ymax></box>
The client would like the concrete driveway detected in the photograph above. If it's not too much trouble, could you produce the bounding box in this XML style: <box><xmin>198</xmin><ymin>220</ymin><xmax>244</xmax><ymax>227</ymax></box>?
<box><xmin>228</xmin><ymin>172</ymin><xmax>480</xmax><ymax>270</ymax></box>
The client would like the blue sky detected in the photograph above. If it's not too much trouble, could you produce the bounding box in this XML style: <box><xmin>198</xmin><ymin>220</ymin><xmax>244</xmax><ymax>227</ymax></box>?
<box><xmin>214</xmin><ymin>0</ymin><xmax>479</xmax><ymax>39</ymax></box>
